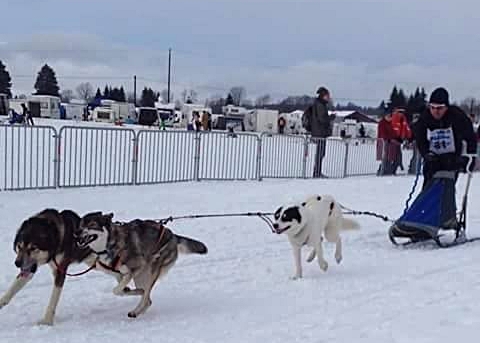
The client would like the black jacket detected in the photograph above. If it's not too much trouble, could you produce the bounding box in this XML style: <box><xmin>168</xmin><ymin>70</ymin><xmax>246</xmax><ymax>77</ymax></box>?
<box><xmin>302</xmin><ymin>98</ymin><xmax>334</xmax><ymax>138</ymax></box>
<box><xmin>412</xmin><ymin>105</ymin><xmax>476</xmax><ymax>158</ymax></box>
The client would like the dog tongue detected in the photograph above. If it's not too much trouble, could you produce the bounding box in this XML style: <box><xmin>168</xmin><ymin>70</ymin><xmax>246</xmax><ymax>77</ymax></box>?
<box><xmin>18</xmin><ymin>270</ymin><xmax>32</xmax><ymax>278</ymax></box>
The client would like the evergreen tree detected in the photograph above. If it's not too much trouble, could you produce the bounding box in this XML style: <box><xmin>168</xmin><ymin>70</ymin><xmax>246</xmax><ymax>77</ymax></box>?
<box><xmin>225</xmin><ymin>93</ymin><xmax>234</xmax><ymax>105</ymax></box>
<box><xmin>140</xmin><ymin>87</ymin><xmax>158</xmax><ymax>107</ymax></box>
<box><xmin>103</xmin><ymin>85</ymin><xmax>110</xmax><ymax>99</ymax></box>
<box><xmin>34</xmin><ymin>64</ymin><xmax>60</xmax><ymax>96</ymax></box>
<box><xmin>0</xmin><ymin>60</ymin><xmax>12</xmax><ymax>98</ymax></box>
<box><xmin>388</xmin><ymin>86</ymin><xmax>399</xmax><ymax>110</ymax></box>
<box><xmin>397</xmin><ymin>89</ymin><xmax>407</xmax><ymax>108</ymax></box>
<box><xmin>110</xmin><ymin>87</ymin><xmax>119</xmax><ymax>101</ymax></box>
<box><xmin>95</xmin><ymin>88</ymin><xmax>102</xmax><ymax>99</ymax></box>
<box><xmin>119</xmin><ymin>87</ymin><xmax>126</xmax><ymax>102</ymax></box>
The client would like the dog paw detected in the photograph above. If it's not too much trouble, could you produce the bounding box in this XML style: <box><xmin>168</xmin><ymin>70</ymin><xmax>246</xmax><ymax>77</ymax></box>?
<box><xmin>36</xmin><ymin>318</ymin><xmax>54</xmax><ymax>326</ymax></box>
<box><xmin>127</xmin><ymin>311</ymin><xmax>137</xmax><ymax>318</ymax></box>
<box><xmin>113</xmin><ymin>287</ymin><xmax>126</xmax><ymax>296</ymax></box>
<box><xmin>319</xmin><ymin>260</ymin><xmax>329</xmax><ymax>272</ymax></box>
<box><xmin>289</xmin><ymin>274</ymin><xmax>302</xmax><ymax>280</ymax></box>
<box><xmin>335</xmin><ymin>254</ymin><xmax>342</xmax><ymax>264</ymax></box>
<box><xmin>0</xmin><ymin>298</ymin><xmax>8</xmax><ymax>309</ymax></box>
<box><xmin>306</xmin><ymin>250</ymin><xmax>316</xmax><ymax>263</ymax></box>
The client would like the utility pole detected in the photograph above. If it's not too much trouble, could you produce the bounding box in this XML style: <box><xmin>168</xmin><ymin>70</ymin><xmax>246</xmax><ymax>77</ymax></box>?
<box><xmin>167</xmin><ymin>48</ymin><xmax>172</xmax><ymax>103</ymax></box>
<box><xmin>133</xmin><ymin>75</ymin><xmax>137</xmax><ymax>106</ymax></box>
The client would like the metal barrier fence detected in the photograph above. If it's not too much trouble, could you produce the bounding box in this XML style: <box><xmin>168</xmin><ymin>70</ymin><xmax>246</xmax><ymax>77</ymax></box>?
<box><xmin>198</xmin><ymin>131</ymin><xmax>259</xmax><ymax>180</ymax></box>
<box><xmin>136</xmin><ymin>130</ymin><xmax>197</xmax><ymax>184</ymax></box>
<box><xmin>0</xmin><ymin>124</ymin><xmax>422</xmax><ymax>191</ymax></box>
<box><xmin>1</xmin><ymin>125</ymin><xmax>57</xmax><ymax>191</ymax></box>
<box><xmin>58</xmin><ymin>126</ymin><xmax>136</xmax><ymax>187</ymax></box>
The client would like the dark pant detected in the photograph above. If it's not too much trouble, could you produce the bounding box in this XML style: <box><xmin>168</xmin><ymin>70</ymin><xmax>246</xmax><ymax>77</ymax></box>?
<box><xmin>313</xmin><ymin>139</ymin><xmax>326</xmax><ymax>178</ymax></box>
<box><xmin>26</xmin><ymin>115</ymin><xmax>34</xmax><ymax>126</ymax></box>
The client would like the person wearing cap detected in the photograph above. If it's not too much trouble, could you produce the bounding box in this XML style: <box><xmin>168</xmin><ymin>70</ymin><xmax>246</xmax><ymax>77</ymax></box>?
<box><xmin>376</xmin><ymin>110</ymin><xmax>398</xmax><ymax>175</ymax></box>
<box><xmin>302</xmin><ymin>86</ymin><xmax>335</xmax><ymax>177</ymax></box>
<box><xmin>411</xmin><ymin>87</ymin><xmax>477</xmax><ymax>190</ymax></box>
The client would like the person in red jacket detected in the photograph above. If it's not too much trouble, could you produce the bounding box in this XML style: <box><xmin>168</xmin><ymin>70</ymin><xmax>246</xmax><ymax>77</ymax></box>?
<box><xmin>390</xmin><ymin>106</ymin><xmax>412</xmax><ymax>171</ymax></box>
<box><xmin>376</xmin><ymin>111</ymin><xmax>400</xmax><ymax>175</ymax></box>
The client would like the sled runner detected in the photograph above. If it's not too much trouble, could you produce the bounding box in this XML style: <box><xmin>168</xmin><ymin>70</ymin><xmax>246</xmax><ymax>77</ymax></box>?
<box><xmin>389</xmin><ymin>155</ymin><xmax>478</xmax><ymax>248</ymax></box>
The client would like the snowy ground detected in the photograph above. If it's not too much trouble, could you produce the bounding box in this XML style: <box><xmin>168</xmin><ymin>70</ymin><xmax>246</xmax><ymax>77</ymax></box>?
<box><xmin>0</xmin><ymin>174</ymin><xmax>479</xmax><ymax>342</ymax></box>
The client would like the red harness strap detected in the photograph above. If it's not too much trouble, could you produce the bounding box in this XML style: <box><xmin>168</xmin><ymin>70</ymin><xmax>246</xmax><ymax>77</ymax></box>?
<box><xmin>53</xmin><ymin>257</ymin><xmax>98</xmax><ymax>277</ymax></box>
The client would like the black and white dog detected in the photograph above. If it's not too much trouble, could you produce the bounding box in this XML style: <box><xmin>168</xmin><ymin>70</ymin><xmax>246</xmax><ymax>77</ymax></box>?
<box><xmin>273</xmin><ymin>195</ymin><xmax>360</xmax><ymax>279</ymax></box>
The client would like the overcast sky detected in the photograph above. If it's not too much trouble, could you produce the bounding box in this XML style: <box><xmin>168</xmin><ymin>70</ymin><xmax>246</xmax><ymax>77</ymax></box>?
<box><xmin>1</xmin><ymin>0</ymin><xmax>480</xmax><ymax>105</ymax></box>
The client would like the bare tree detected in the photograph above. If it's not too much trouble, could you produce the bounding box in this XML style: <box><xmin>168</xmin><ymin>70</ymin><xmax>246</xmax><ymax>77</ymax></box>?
<box><xmin>181</xmin><ymin>89</ymin><xmax>198</xmax><ymax>103</ymax></box>
<box><xmin>255</xmin><ymin>94</ymin><xmax>271</xmax><ymax>108</ymax></box>
<box><xmin>76</xmin><ymin>82</ymin><xmax>94</xmax><ymax>102</ymax></box>
<box><xmin>459</xmin><ymin>97</ymin><xmax>480</xmax><ymax>121</ymax></box>
<box><xmin>160</xmin><ymin>89</ymin><xmax>174</xmax><ymax>103</ymax></box>
<box><xmin>229</xmin><ymin>86</ymin><xmax>246</xmax><ymax>106</ymax></box>
<box><xmin>60</xmin><ymin>89</ymin><xmax>74</xmax><ymax>103</ymax></box>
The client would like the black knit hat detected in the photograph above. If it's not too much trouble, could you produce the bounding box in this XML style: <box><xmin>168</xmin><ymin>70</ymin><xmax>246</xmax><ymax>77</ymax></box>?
<box><xmin>429</xmin><ymin>87</ymin><xmax>449</xmax><ymax>106</ymax></box>
<box><xmin>316</xmin><ymin>86</ymin><xmax>330</xmax><ymax>97</ymax></box>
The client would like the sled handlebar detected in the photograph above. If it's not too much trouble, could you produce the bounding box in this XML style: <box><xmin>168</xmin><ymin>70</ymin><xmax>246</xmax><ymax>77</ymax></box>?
<box><xmin>463</xmin><ymin>154</ymin><xmax>476</xmax><ymax>174</ymax></box>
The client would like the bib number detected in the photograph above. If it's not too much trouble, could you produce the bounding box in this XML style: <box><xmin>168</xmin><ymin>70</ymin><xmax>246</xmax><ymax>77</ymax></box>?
<box><xmin>428</xmin><ymin>127</ymin><xmax>455</xmax><ymax>155</ymax></box>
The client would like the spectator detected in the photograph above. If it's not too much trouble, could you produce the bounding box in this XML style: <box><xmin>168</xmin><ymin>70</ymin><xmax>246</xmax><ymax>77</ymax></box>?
<box><xmin>21</xmin><ymin>103</ymin><xmax>34</xmax><ymax>126</ymax></box>
<box><xmin>376</xmin><ymin>111</ymin><xmax>399</xmax><ymax>175</ymax></box>
<box><xmin>278</xmin><ymin>116</ymin><xmax>286</xmax><ymax>134</ymax></box>
<box><xmin>302</xmin><ymin>86</ymin><xmax>335</xmax><ymax>178</ymax></box>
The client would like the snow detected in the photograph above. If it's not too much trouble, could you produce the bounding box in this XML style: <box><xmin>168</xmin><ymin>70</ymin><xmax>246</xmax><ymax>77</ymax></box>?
<box><xmin>1</xmin><ymin>175</ymin><xmax>480</xmax><ymax>342</ymax></box>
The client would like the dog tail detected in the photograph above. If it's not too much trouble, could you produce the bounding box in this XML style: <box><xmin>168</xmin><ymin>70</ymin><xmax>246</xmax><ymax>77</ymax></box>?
<box><xmin>176</xmin><ymin>235</ymin><xmax>208</xmax><ymax>255</ymax></box>
<box><xmin>341</xmin><ymin>217</ymin><xmax>361</xmax><ymax>231</ymax></box>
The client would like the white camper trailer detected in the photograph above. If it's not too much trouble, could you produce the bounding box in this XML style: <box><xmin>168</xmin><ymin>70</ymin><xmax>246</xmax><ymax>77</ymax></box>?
<box><xmin>155</xmin><ymin>102</ymin><xmax>178</xmax><ymax>127</ymax></box>
<box><xmin>244</xmin><ymin>109</ymin><xmax>279</xmax><ymax>133</ymax></box>
<box><xmin>91</xmin><ymin>100</ymin><xmax>133</xmax><ymax>123</ymax></box>
<box><xmin>61</xmin><ymin>102</ymin><xmax>85</xmax><ymax>120</ymax></box>
<box><xmin>137</xmin><ymin>107</ymin><xmax>158</xmax><ymax>126</ymax></box>
<box><xmin>92</xmin><ymin>107</ymin><xmax>116</xmax><ymax>122</ymax></box>
<box><xmin>27</xmin><ymin>95</ymin><xmax>61</xmax><ymax>118</ymax></box>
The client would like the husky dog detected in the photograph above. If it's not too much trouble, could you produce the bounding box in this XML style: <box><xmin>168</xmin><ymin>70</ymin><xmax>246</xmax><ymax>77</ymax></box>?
<box><xmin>0</xmin><ymin>209</ymin><xmax>96</xmax><ymax>325</ymax></box>
<box><xmin>272</xmin><ymin>195</ymin><xmax>360</xmax><ymax>279</ymax></box>
<box><xmin>78</xmin><ymin>211</ymin><xmax>208</xmax><ymax>318</ymax></box>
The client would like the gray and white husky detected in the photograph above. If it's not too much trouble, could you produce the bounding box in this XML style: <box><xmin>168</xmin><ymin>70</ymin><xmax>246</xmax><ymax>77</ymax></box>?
<box><xmin>78</xmin><ymin>212</ymin><xmax>208</xmax><ymax>318</ymax></box>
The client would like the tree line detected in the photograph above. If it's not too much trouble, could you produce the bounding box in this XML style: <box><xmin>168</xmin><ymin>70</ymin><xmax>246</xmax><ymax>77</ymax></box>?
<box><xmin>0</xmin><ymin>60</ymin><xmax>478</xmax><ymax>118</ymax></box>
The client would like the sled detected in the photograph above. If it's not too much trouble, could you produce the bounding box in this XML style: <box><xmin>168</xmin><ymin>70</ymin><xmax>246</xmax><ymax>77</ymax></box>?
<box><xmin>389</xmin><ymin>155</ymin><xmax>478</xmax><ymax>248</ymax></box>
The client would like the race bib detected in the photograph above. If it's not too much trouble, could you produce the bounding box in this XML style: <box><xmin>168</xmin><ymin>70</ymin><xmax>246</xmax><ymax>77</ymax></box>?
<box><xmin>427</xmin><ymin>127</ymin><xmax>456</xmax><ymax>155</ymax></box>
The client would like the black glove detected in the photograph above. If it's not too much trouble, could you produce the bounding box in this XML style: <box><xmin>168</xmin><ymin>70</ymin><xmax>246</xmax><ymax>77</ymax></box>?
<box><xmin>424</xmin><ymin>152</ymin><xmax>439</xmax><ymax>163</ymax></box>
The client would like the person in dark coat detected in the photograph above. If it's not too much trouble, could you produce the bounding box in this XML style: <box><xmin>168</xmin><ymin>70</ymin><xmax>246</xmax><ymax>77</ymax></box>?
<box><xmin>302</xmin><ymin>86</ymin><xmax>335</xmax><ymax>177</ymax></box>
<box><xmin>411</xmin><ymin>87</ymin><xmax>477</xmax><ymax>190</ymax></box>
<box><xmin>21</xmin><ymin>103</ymin><xmax>34</xmax><ymax>126</ymax></box>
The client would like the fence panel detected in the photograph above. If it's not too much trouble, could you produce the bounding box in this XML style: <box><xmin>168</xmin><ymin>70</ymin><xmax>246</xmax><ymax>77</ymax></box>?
<box><xmin>343</xmin><ymin>138</ymin><xmax>379</xmax><ymax>176</ymax></box>
<box><xmin>58</xmin><ymin>126</ymin><xmax>135</xmax><ymax>187</ymax></box>
<box><xmin>260</xmin><ymin>133</ymin><xmax>306</xmax><ymax>179</ymax></box>
<box><xmin>198</xmin><ymin>132</ymin><xmax>259</xmax><ymax>180</ymax></box>
<box><xmin>136</xmin><ymin>130</ymin><xmax>197</xmax><ymax>184</ymax></box>
<box><xmin>0</xmin><ymin>125</ymin><xmax>57</xmax><ymax>191</ymax></box>
<box><xmin>306</xmin><ymin>138</ymin><xmax>347</xmax><ymax>178</ymax></box>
